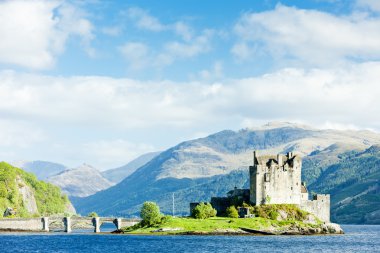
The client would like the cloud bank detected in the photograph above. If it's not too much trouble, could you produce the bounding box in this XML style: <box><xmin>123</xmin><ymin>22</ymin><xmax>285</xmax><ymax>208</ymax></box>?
<box><xmin>0</xmin><ymin>0</ymin><xmax>94</xmax><ymax>69</ymax></box>
<box><xmin>232</xmin><ymin>4</ymin><xmax>380</xmax><ymax>66</ymax></box>
<box><xmin>1</xmin><ymin>61</ymin><xmax>380</xmax><ymax>167</ymax></box>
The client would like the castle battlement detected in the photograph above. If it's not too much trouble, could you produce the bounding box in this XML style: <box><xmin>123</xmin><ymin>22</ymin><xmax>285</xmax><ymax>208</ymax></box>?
<box><xmin>250</xmin><ymin>151</ymin><xmax>302</xmax><ymax>206</ymax></box>
<box><xmin>253</xmin><ymin>151</ymin><xmax>301</xmax><ymax>168</ymax></box>
<box><xmin>250</xmin><ymin>151</ymin><xmax>330</xmax><ymax>222</ymax></box>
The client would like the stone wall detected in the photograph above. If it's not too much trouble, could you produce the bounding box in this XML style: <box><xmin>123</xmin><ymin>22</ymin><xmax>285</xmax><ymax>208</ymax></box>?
<box><xmin>250</xmin><ymin>152</ymin><xmax>302</xmax><ymax>205</ymax></box>
<box><xmin>210</xmin><ymin>197</ymin><xmax>231</xmax><ymax>215</ymax></box>
<box><xmin>300</xmin><ymin>194</ymin><xmax>330</xmax><ymax>222</ymax></box>
<box><xmin>0</xmin><ymin>218</ymin><xmax>44</xmax><ymax>231</ymax></box>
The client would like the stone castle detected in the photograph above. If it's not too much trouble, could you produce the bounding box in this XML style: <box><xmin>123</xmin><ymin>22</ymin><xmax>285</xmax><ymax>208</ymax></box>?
<box><xmin>207</xmin><ymin>151</ymin><xmax>330</xmax><ymax>222</ymax></box>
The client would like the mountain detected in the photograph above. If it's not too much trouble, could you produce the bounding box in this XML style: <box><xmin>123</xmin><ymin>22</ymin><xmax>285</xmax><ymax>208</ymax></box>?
<box><xmin>72</xmin><ymin>122</ymin><xmax>380</xmax><ymax>223</ymax></box>
<box><xmin>47</xmin><ymin>164</ymin><xmax>114</xmax><ymax>197</ymax></box>
<box><xmin>11</xmin><ymin>160</ymin><xmax>67</xmax><ymax>180</ymax></box>
<box><xmin>102</xmin><ymin>152</ymin><xmax>161</xmax><ymax>184</ymax></box>
<box><xmin>0</xmin><ymin>162</ymin><xmax>75</xmax><ymax>217</ymax></box>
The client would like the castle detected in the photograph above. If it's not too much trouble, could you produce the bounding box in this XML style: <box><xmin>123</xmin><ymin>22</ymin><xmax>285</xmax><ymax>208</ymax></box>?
<box><xmin>207</xmin><ymin>151</ymin><xmax>330</xmax><ymax>222</ymax></box>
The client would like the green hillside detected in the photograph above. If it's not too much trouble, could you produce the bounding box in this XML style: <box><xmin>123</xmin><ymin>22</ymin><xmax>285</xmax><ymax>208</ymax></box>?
<box><xmin>308</xmin><ymin>146</ymin><xmax>380</xmax><ymax>224</ymax></box>
<box><xmin>0</xmin><ymin>162</ymin><xmax>71</xmax><ymax>217</ymax></box>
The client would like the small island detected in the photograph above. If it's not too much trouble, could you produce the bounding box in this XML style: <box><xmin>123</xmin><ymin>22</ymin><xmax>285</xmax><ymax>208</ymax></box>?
<box><xmin>117</xmin><ymin>152</ymin><xmax>344</xmax><ymax>235</ymax></box>
<box><xmin>117</xmin><ymin>203</ymin><xmax>343</xmax><ymax>235</ymax></box>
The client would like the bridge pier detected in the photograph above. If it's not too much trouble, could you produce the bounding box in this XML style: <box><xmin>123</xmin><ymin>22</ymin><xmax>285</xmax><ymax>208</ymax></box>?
<box><xmin>93</xmin><ymin>217</ymin><xmax>100</xmax><ymax>233</ymax></box>
<box><xmin>42</xmin><ymin>217</ymin><xmax>49</xmax><ymax>232</ymax></box>
<box><xmin>114</xmin><ymin>218</ymin><xmax>122</xmax><ymax>230</ymax></box>
<box><xmin>64</xmin><ymin>217</ymin><xmax>71</xmax><ymax>233</ymax></box>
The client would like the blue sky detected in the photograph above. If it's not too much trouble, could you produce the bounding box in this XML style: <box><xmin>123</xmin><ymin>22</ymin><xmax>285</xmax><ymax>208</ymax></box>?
<box><xmin>1</xmin><ymin>0</ymin><xmax>380</xmax><ymax>169</ymax></box>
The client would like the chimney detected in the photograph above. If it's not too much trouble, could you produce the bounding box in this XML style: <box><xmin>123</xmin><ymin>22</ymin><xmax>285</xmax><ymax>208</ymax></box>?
<box><xmin>253</xmin><ymin>150</ymin><xmax>257</xmax><ymax>165</ymax></box>
<box><xmin>288</xmin><ymin>152</ymin><xmax>293</xmax><ymax>158</ymax></box>
<box><xmin>277</xmin><ymin>154</ymin><xmax>282</xmax><ymax>166</ymax></box>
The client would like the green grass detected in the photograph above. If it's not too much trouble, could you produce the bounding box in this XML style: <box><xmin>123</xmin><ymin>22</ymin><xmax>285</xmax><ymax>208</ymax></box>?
<box><xmin>122</xmin><ymin>216</ymin><xmax>319</xmax><ymax>235</ymax></box>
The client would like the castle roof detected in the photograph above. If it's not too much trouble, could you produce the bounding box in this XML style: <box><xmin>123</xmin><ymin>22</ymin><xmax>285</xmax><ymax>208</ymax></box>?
<box><xmin>301</xmin><ymin>184</ymin><xmax>308</xmax><ymax>193</ymax></box>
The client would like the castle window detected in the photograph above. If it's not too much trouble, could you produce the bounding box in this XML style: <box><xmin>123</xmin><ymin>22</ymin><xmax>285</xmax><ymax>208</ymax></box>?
<box><xmin>291</xmin><ymin>187</ymin><xmax>293</xmax><ymax>190</ymax></box>
<box><xmin>264</xmin><ymin>173</ymin><xmax>271</xmax><ymax>182</ymax></box>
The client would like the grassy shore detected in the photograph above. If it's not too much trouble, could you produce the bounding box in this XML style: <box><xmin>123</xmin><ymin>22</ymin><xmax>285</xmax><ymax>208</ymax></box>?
<box><xmin>118</xmin><ymin>204</ymin><xmax>345</xmax><ymax>235</ymax></box>
<box><xmin>120</xmin><ymin>216</ymin><xmax>322</xmax><ymax>235</ymax></box>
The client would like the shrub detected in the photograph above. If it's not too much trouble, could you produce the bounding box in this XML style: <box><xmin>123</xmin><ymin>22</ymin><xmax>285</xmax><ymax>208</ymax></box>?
<box><xmin>88</xmin><ymin>212</ymin><xmax>99</xmax><ymax>218</ymax></box>
<box><xmin>191</xmin><ymin>202</ymin><xmax>217</xmax><ymax>219</ymax></box>
<box><xmin>226</xmin><ymin>206</ymin><xmax>239</xmax><ymax>218</ymax></box>
<box><xmin>159</xmin><ymin>215</ymin><xmax>172</xmax><ymax>224</ymax></box>
<box><xmin>251</xmin><ymin>204</ymin><xmax>308</xmax><ymax>221</ymax></box>
<box><xmin>140</xmin><ymin>201</ymin><xmax>162</xmax><ymax>226</ymax></box>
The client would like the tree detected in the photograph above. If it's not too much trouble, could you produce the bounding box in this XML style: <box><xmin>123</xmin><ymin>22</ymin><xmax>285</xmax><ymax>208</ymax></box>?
<box><xmin>191</xmin><ymin>202</ymin><xmax>217</xmax><ymax>219</ymax></box>
<box><xmin>140</xmin><ymin>201</ymin><xmax>162</xmax><ymax>226</ymax></box>
<box><xmin>226</xmin><ymin>206</ymin><xmax>239</xmax><ymax>218</ymax></box>
<box><xmin>88</xmin><ymin>212</ymin><xmax>98</xmax><ymax>218</ymax></box>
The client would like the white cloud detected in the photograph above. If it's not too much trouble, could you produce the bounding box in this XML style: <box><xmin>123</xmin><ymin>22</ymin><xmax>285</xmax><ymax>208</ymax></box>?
<box><xmin>0</xmin><ymin>0</ymin><xmax>94</xmax><ymax>69</ymax></box>
<box><xmin>120</xmin><ymin>30</ymin><xmax>214</xmax><ymax>69</ymax></box>
<box><xmin>101</xmin><ymin>26</ymin><xmax>122</xmax><ymax>36</ymax></box>
<box><xmin>122</xmin><ymin>7</ymin><xmax>213</xmax><ymax>69</ymax></box>
<box><xmin>126</xmin><ymin>7</ymin><xmax>165</xmax><ymax>32</ymax></box>
<box><xmin>231</xmin><ymin>43</ymin><xmax>254</xmax><ymax>61</ymax></box>
<box><xmin>0</xmin><ymin>119</ymin><xmax>46</xmax><ymax>149</ymax></box>
<box><xmin>198</xmin><ymin>61</ymin><xmax>224</xmax><ymax>80</ymax></box>
<box><xmin>232</xmin><ymin>4</ymin><xmax>380</xmax><ymax>66</ymax></box>
<box><xmin>173</xmin><ymin>21</ymin><xmax>194</xmax><ymax>41</ymax></box>
<box><xmin>2</xmin><ymin>62</ymin><xmax>380</xmax><ymax>167</ymax></box>
<box><xmin>155</xmin><ymin>30</ymin><xmax>214</xmax><ymax>66</ymax></box>
<box><xmin>126</xmin><ymin>6</ymin><xmax>195</xmax><ymax>41</ymax></box>
<box><xmin>1</xmin><ymin>62</ymin><xmax>380</xmax><ymax>130</ymax></box>
<box><xmin>357</xmin><ymin>0</ymin><xmax>380</xmax><ymax>12</ymax></box>
<box><xmin>119</xmin><ymin>42</ymin><xmax>150</xmax><ymax>70</ymax></box>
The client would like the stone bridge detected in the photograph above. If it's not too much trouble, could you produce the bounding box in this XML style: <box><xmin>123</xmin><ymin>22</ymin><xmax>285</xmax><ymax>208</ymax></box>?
<box><xmin>0</xmin><ymin>217</ymin><xmax>140</xmax><ymax>233</ymax></box>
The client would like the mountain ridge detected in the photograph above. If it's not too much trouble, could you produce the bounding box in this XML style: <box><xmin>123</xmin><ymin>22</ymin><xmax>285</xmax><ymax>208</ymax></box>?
<box><xmin>47</xmin><ymin>164</ymin><xmax>114</xmax><ymax>197</ymax></box>
<box><xmin>72</xmin><ymin>123</ymin><xmax>380</xmax><ymax>224</ymax></box>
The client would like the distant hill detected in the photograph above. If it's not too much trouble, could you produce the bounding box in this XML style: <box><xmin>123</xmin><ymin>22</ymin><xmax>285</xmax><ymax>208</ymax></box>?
<box><xmin>72</xmin><ymin>123</ymin><xmax>380</xmax><ymax>224</ymax></box>
<box><xmin>102</xmin><ymin>152</ymin><xmax>161</xmax><ymax>183</ymax></box>
<box><xmin>0</xmin><ymin>162</ymin><xmax>75</xmax><ymax>217</ymax></box>
<box><xmin>11</xmin><ymin>160</ymin><xmax>67</xmax><ymax>180</ymax></box>
<box><xmin>47</xmin><ymin>164</ymin><xmax>114</xmax><ymax>197</ymax></box>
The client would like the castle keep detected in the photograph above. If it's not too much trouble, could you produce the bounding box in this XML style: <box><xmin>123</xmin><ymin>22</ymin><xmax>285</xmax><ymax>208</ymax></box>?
<box><xmin>250</xmin><ymin>151</ymin><xmax>330</xmax><ymax>222</ymax></box>
<box><xmin>207</xmin><ymin>151</ymin><xmax>330</xmax><ymax>222</ymax></box>
<box><xmin>250</xmin><ymin>151</ymin><xmax>302</xmax><ymax>205</ymax></box>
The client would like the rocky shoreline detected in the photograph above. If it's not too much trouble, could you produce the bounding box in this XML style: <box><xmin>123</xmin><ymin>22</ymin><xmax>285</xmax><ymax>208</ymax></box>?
<box><xmin>115</xmin><ymin>222</ymin><xmax>344</xmax><ymax>236</ymax></box>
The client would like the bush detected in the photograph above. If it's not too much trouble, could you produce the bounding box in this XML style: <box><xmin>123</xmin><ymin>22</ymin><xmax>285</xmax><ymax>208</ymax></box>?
<box><xmin>226</xmin><ymin>206</ymin><xmax>239</xmax><ymax>218</ymax></box>
<box><xmin>251</xmin><ymin>204</ymin><xmax>307</xmax><ymax>221</ymax></box>
<box><xmin>159</xmin><ymin>215</ymin><xmax>172</xmax><ymax>224</ymax></box>
<box><xmin>88</xmin><ymin>212</ymin><xmax>99</xmax><ymax>218</ymax></box>
<box><xmin>191</xmin><ymin>202</ymin><xmax>217</xmax><ymax>219</ymax></box>
<box><xmin>140</xmin><ymin>201</ymin><xmax>162</xmax><ymax>226</ymax></box>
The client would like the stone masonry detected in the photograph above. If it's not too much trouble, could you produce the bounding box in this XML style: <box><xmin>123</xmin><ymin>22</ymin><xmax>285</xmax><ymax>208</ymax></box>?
<box><xmin>250</xmin><ymin>151</ymin><xmax>302</xmax><ymax>205</ymax></box>
<box><xmin>250</xmin><ymin>151</ymin><xmax>330</xmax><ymax>222</ymax></box>
<box><xmin>191</xmin><ymin>151</ymin><xmax>331</xmax><ymax>222</ymax></box>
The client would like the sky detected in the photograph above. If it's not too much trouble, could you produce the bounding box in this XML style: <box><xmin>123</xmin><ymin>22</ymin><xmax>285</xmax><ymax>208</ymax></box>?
<box><xmin>1</xmin><ymin>0</ymin><xmax>380</xmax><ymax>170</ymax></box>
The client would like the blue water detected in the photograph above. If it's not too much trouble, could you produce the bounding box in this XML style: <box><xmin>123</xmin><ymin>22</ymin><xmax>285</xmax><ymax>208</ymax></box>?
<box><xmin>0</xmin><ymin>225</ymin><xmax>379</xmax><ymax>253</ymax></box>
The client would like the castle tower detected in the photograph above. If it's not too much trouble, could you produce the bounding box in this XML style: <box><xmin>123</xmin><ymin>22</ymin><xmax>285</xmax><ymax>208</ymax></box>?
<box><xmin>249</xmin><ymin>151</ymin><xmax>302</xmax><ymax>205</ymax></box>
